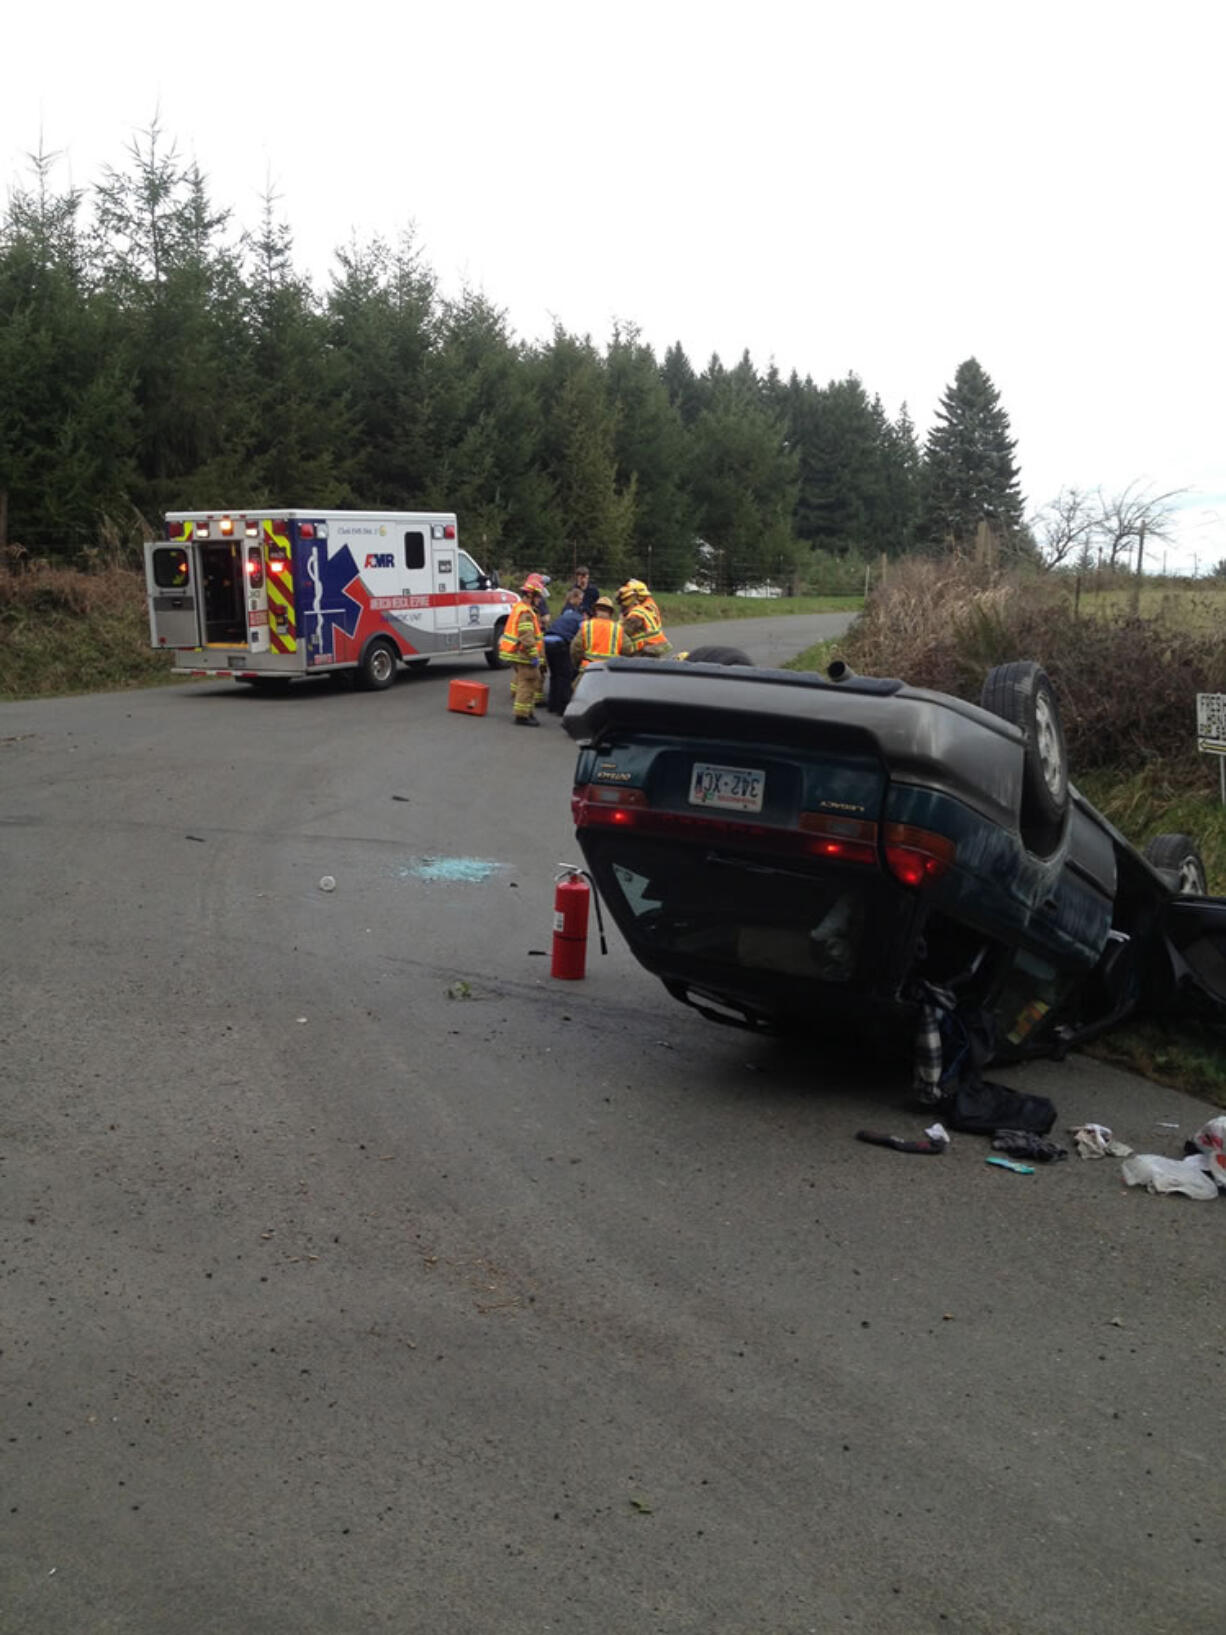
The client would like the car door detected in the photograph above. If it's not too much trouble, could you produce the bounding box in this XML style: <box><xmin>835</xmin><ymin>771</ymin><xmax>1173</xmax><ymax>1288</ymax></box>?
<box><xmin>145</xmin><ymin>540</ymin><xmax>203</xmax><ymax>649</ymax></box>
<box><xmin>430</xmin><ymin>535</ymin><xmax>460</xmax><ymax>649</ymax></box>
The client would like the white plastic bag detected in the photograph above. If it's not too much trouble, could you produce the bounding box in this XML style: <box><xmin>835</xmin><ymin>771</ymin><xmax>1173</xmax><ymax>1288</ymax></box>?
<box><xmin>1120</xmin><ymin>1153</ymin><xmax>1219</xmax><ymax>1201</ymax></box>
<box><xmin>1192</xmin><ymin>1117</ymin><xmax>1226</xmax><ymax>1189</ymax></box>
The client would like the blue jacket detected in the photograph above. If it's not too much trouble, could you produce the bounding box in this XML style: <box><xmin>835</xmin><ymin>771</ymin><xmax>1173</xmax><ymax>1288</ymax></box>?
<box><xmin>547</xmin><ymin>607</ymin><xmax>584</xmax><ymax>645</ymax></box>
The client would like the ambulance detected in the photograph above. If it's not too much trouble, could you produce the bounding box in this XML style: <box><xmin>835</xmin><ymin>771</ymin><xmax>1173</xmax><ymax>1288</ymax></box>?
<box><xmin>145</xmin><ymin>510</ymin><xmax>518</xmax><ymax>688</ymax></box>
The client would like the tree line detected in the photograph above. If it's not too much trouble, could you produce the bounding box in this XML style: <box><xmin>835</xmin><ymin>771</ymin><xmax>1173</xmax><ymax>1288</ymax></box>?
<box><xmin>1</xmin><ymin>123</ymin><xmax>1120</xmax><ymax>590</ymax></box>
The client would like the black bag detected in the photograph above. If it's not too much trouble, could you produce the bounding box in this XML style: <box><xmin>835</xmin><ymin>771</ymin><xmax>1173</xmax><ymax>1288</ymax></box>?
<box><xmin>941</xmin><ymin>1079</ymin><xmax>1057</xmax><ymax>1136</ymax></box>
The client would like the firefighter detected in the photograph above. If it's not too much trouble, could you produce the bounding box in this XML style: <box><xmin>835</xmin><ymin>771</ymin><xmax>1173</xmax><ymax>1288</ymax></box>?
<box><xmin>570</xmin><ymin>595</ymin><xmax>626</xmax><ymax>682</ymax></box>
<box><xmin>498</xmin><ymin>573</ymin><xmax>548</xmax><ymax>726</ymax></box>
<box><xmin>616</xmin><ymin>579</ymin><xmax>673</xmax><ymax>657</ymax></box>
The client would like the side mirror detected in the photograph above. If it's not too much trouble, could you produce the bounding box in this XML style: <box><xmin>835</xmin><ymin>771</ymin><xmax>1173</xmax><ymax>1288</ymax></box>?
<box><xmin>488</xmin><ymin>569</ymin><xmax>501</xmax><ymax>589</ymax></box>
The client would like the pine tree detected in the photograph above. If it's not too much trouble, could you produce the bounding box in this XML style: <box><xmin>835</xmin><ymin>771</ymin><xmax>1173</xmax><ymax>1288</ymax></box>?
<box><xmin>0</xmin><ymin>146</ymin><xmax>138</xmax><ymax>553</ymax></box>
<box><xmin>688</xmin><ymin>369</ymin><xmax>799</xmax><ymax>594</ymax></box>
<box><xmin>605</xmin><ymin>324</ymin><xmax>696</xmax><ymax>590</ymax></box>
<box><xmin>920</xmin><ymin>358</ymin><xmax>1023</xmax><ymax>552</ymax></box>
<box><xmin>327</xmin><ymin>230</ymin><xmax>436</xmax><ymax>506</ymax></box>
<box><xmin>531</xmin><ymin>327</ymin><xmax>634</xmax><ymax>583</ymax></box>
<box><xmin>426</xmin><ymin>288</ymin><xmax>550</xmax><ymax>567</ymax></box>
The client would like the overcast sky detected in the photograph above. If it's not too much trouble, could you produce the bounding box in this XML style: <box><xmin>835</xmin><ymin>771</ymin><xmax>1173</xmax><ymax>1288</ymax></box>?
<box><xmin>6</xmin><ymin>1</ymin><xmax>1222</xmax><ymax>570</ymax></box>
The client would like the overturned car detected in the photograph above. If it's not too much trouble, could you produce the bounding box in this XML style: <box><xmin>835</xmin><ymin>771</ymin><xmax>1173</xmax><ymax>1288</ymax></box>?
<box><xmin>563</xmin><ymin>654</ymin><xmax>1226</xmax><ymax>1066</ymax></box>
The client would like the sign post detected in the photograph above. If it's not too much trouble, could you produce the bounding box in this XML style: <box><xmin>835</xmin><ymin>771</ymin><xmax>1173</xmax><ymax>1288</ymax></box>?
<box><xmin>1197</xmin><ymin>693</ymin><xmax>1226</xmax><ymax>805</ymax></box>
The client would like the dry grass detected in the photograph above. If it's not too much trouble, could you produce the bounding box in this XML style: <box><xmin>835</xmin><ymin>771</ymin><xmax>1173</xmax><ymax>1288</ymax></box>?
<box><xmin>0</xmin><ymin>565</ymin><xmax>174</xmax><ymax>699</ymax></box>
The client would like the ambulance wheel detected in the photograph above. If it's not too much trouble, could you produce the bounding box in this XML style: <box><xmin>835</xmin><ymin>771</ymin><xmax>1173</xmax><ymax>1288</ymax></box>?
<box><xmin>485</xmin><ymin>620</ymin><xmax>509</xmax><ymax>669</ymax></box>
<box><xmin>358</xmin><ymin>639</ymin><xmax>399</xmax><ymax>691</ymax></box>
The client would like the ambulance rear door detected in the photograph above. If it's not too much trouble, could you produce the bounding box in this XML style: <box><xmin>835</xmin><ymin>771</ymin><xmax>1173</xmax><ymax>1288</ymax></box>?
<box><xmin>145</xmin><ymin>539</ymin><xmax>203</xmax><ymax>649</ymax></box>
<box><xmin>429</xmin><ymin>527</ymin><xmax>461</xmax><ymax>650</ymax></box>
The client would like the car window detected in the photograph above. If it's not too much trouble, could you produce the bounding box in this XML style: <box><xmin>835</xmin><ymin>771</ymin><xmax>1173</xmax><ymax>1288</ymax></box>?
<box><xmin>458</xmin><ymin>552</ymin><xmax>483</xmax><ymax>591</ymax></box>
<box><xmin>601</xmin><ymin>841</ymin><xmax>872</xmax><ymax>983</ymax></box>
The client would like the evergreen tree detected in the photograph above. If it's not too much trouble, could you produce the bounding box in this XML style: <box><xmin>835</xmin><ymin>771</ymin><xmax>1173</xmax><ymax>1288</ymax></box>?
<box><xmin>872</xmin><ymin>403</ymin><xmax>922</xmax><ymax>556</ymax></box>
<box><xmin>327</xmin><ymin>230</ymin><xmax>436</xmax><ymax>506</ymax></box>
<box><xmin>425</xmin><ymin>288</ymin><xmax>552</xmax><ymax>570</ymax></box>
<box><xmin>0</xmin><ymin>147</ymin><xmax>137</xmax><ymax>552</ymax></box>
<box><xmin>233</xmin><ymin>192</ymin><xmax>348</xmax><ymax>505</ymax></box>
<box><xmin>529</xmin><ymin>327</ymin><xmax>634</xmax><ymax>583</ymax></box>
<box><xmin>688</xmin><ymin>370</ymin><xmax>799</xmax><ymax>593</ymax></box>
<box><xmin>660</xmin><ymin>342</ymin><xmax>703</xmax><ymax>427</ymax></box>
<box><xmin>92</xmin><ymin>122</ymin><xmax>247</xmax><ymax>514</ymax></box>
<box><xmin>920</xmin><ymin>358</ymin><xmax>1023</xmax><ymax>552</ymax></box>
<box><xmin>605</xmin><ymin>323</ymin><xmax>696</xmax><ymax>590</ymax></box>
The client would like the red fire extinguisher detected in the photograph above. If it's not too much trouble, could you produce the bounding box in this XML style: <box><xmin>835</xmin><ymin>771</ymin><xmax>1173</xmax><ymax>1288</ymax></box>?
<box><xmin>551</xmin><ymin>865</ymin><xmax>606</xmax><ymax>980</ymax></box>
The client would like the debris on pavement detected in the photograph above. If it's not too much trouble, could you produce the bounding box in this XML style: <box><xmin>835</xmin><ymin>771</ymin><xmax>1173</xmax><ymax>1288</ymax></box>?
<box><xmin>1070</xmin><ymin>1123</ymin><xmax>1133</xmax><ymax>1160</ymax></box>
<box><xmin>985</xmin><ymin>1155</ymin><xmax>1035</xmax><ymax>1175</ymax></box>
<box><xmin>1121</xmin><ymin>1153</ymin><xmax>1220</xmax><ymax>1200</ymax></box>
<box><xmin>319</xmin><ymin>875</ymin><xmax>337</xmax><ymax>892</ymax></box>
<box><xmin>855</xmin><ymin>1129</ymin><xmax>946</xmax><ymax>1154</ymax></box>
<box><xmin>991</xmin><ymin>1129</ymin><xmax>1068</xmax><ymax>1162</ymax></box>
<box><xmin>1191</xmin><ymin>1116</ymin><xmax>1226</xmax><ymax>1186</ymax></box>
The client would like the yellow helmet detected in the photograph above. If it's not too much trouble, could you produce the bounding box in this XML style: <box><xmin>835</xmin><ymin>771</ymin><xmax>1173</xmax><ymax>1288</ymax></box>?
<box><xmin>616</xmin><ymin>579</ymin><xmax>647</xmax><ymax>608</ymax></box>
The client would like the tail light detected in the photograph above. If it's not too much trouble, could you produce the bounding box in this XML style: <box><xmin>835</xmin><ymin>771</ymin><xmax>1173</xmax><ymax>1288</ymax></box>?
<box><xmin>246</xmin><ymin>546</ymin><xmax>264</xmax><ymax>589</ymax></box>
<box><xmin>884</xmin><ymin>823</ymin><xmax>956</xmax><ymax>887</ymax></box>
<box><xmin>797</xmin><ymin>812</ymin><xmax>879</xmax><ymax>868</ymax></box>
<box><xmin>572</xmin><ymin>785</ymin><xmax>883</xmax><ymax>867</ymax></box>
<box><xmin>573</xmin><ymin>787</ymin><xmax>956</xmax><ymax>888</ymax></box>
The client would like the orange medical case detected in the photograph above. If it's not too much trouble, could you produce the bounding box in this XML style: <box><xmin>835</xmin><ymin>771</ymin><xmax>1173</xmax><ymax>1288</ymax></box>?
<box><xmin>448</xmin><ymin>679</ymin><xmax>490</xmax><ymax>716</ymax></box>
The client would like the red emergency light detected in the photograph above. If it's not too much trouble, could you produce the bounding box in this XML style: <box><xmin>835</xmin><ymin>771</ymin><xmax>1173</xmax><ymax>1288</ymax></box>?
<box><xmin>300</xmin><ymin>523</ymin><xmax>316</xmax><ymax>539</ymax></box>
<box><xmin>443</xmin><ymin>524</ymin><xmax>456</xmax><ymax>538</ymax></box>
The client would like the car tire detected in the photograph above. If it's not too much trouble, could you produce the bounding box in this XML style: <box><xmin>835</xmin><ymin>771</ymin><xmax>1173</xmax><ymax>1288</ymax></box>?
<box><xmin>357</xmin><ymin>638</ymin><xmax>399</xmax><ymax>691</ymax></box>
<box><xmin>981</xmin><ymin>661</ymin><xmax>1069</xmax><ymax>841</ymax></box>
<box><xmin>1144</xmin><ymin>833</ymin><xmax>1208</xmax><ymax>895</ymax></box>
<box><xmin>485</xmin><ymin>620</ymin><xmax>508</xmax><ymax>669</ymax></box>
<box><xmin>682</xmin><ymin>645</ymin><xmax>753</xmax><ymax>666</ymax></box>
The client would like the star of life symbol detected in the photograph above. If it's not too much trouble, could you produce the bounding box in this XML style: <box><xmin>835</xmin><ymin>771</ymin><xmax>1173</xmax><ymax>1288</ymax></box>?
<box><xmin>305</xmin><ymin>544</ymin><xmax>363</xmax><ymax>657</ymax></box>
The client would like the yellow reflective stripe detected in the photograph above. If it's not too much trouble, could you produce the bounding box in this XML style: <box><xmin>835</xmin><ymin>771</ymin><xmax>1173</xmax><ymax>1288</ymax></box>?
<box><xmin>261</xmin><ymin>520</ymin><xmax>296</xmax><ymax>652</ymax></box>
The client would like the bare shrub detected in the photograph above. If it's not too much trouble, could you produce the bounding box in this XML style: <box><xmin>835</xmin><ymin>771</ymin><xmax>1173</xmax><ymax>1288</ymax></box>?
<box><xmin>845</xmin><ymin>559</ymin><xmax>1226</xmax><ymax>772</ymax></box>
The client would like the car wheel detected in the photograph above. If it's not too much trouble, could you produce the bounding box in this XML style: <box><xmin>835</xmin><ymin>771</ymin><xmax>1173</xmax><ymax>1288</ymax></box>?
<box><xmin>485</xmin><ymin>620</ymin><xmax>508</xmax><ymax>669</ymax></box>
<box><xmin>1144</xmin><ymin>833</ymin><xmax>1208</xmax><ymax>895</ymax></box>
<box><xmin>682</xmin><ymin>645</ymin><xmax>753</xmax><ymax>665</ymax></box>
<box><xmin>981</xmin><ymin>661</ymin><xmax>1069</xmax><ymax>837</ymax></box>
<box><xmin>357</xmin><ymin>638</ymin><xmax>399</xmax><ymax>691</ymax></box>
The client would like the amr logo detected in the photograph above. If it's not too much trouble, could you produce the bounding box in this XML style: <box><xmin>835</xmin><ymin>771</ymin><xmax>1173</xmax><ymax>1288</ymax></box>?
<box><xmin>364</xmin><ymin>552</ymin><xmax>395</xmax><ymax>569</ymax></box>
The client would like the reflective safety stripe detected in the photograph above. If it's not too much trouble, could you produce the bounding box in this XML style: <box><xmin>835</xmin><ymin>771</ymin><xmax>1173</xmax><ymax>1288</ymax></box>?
<box><xmin>577</xmin><ymin>617</ymin><xmax>625</xmax><ymax>667</ymax></box>
<box><xmin>622</xmin><ymin>602</ymin><xmax>670</xmax><ymax>653</ymax></box>
<box><xmin>262</xmin><ymin>519</ymin><xmax>297</xmax><ymax>653</ymax></box>
<box><xmin>498</xmin><ymin>600</ymin><xmax>541</xmax><ymax>660</ymax></box>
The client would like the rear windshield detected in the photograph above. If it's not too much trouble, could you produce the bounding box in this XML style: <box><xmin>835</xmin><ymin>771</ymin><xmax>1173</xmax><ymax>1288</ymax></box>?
<box><xmin>595</xmin><ymin>836</ymin><xmax>878</xmax><ymax>984</ymax></box>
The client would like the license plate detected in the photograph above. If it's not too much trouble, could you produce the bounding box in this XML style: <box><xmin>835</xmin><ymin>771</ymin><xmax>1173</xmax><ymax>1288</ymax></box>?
<box><xmin>688</xmin><ymin>761</ymin><xmax>765</xmax><ymax>813</ymax></box>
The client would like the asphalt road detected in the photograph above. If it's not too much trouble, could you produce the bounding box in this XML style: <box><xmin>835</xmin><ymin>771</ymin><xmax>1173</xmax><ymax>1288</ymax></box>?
<box><xmin>2</xmin><ymin>621</ymin><xmax>1223</xmax><ymax>1633</ymax></box>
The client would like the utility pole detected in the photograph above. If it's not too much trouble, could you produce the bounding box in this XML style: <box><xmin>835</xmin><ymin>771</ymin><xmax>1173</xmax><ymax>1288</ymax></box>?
<box><xmin>1131</xmin><ymin>520</ymin><xmax>1146</xmax><ymax>615</ymax></box>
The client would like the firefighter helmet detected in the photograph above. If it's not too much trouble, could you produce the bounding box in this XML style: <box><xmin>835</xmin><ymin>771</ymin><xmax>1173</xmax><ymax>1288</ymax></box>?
<box><xmin>593</xmin><ymin>595</ymin><xmax>616</xmax><ymax>614</ymax></box>
<box><xmin>521</xmin><ymin>573</ymin><xmax>547</xmax><ymax>595</ymax></box>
